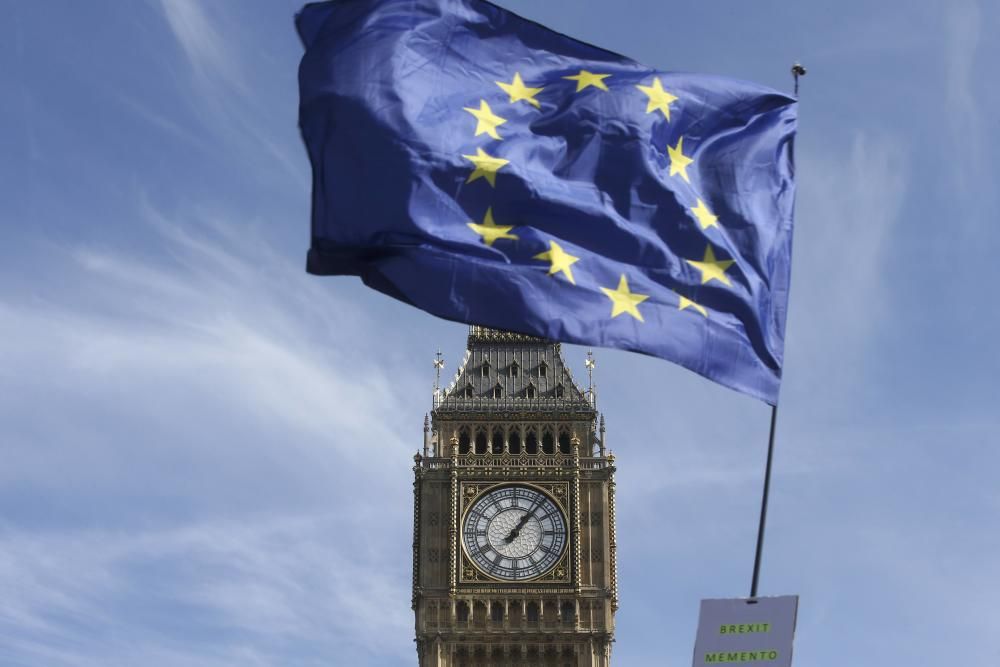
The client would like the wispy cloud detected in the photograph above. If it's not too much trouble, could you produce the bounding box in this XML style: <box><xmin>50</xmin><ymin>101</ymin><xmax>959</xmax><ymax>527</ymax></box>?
<box><xmin>943</xmin><ymin>0</ymin><xmax>986</xmax><ymax>207</ymax></box>
<box><xmin>0</xmin><ymin>514</ymin><xmax>413</xmax><ymax>666</ymax></box>
<box><xmin>152</xmin><ymin>0</ymin><xmax>306</xmax><ymax>185</ymax></box>
<box><xmin>157</xmin><ymin>0</ymin><xmax>246</xmax><ymax>94</ymax></box>
<box><xmin>785</xmin><ymin>131</ymin><xmax>907</xmax><ymax>395</ymax></box>
<box><xmin>0</xmin><ymin>200</ymin><xmax>422</xmax><ymax>665</ymax></box>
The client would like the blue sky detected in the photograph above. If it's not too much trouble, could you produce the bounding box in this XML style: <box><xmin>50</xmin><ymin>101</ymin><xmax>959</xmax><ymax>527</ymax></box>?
<box><xmin>1</xmin><ymin>1</ymin><xmax>998</xmax><ymax>665</ymax></box>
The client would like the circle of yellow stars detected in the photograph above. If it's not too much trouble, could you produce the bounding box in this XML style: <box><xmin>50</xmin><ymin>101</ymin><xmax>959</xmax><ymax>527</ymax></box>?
<box><xmin>457</xmin><ymin>68</ymin><xmax>735</xmax><ymax>324</ymax></box>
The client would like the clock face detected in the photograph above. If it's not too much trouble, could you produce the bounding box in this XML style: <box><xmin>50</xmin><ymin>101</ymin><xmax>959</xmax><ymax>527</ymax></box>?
<box><xmin>462</xmin><ymin>485</ymin><xmax>567</xmax><ymax>581</ymax></box>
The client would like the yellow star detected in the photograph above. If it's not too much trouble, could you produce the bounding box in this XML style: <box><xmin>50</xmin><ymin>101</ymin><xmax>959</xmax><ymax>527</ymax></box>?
<box><xmin>668</xmin><ymin>136</ymin><xmax>694</xmax><ymax>183</ymax></box>
<box><xmin>678</xmin><ymin>294</ymin><xmax>708</xmax><ymax>317</ymax></box>
<box><xmin>533</xmin><ymin>240</ymin><xmax>580</xmax><ymax>284</ymax></box>
<box><xmin>462</xmin><ymin>148</ymin><xmax>510</xmax><ymax>187</ymax></box>
<box><xmin>467</xmin><ymin>207</ymin><xmax>518</xmax><ymax>246</ymax></box>
<box><xmin>496</xmin><ymin>72</ymin><xmax>543</xmax><ymax>108</ymax></box>
<box><xmin>600</xmin><ymin>274</ymin><xmax>650</xmax><ymax>322</ymax></box>
<box><xmin>690</xmin><ymin>199</ymin><xmax>718</xmax><ymax>230</ymax></box>
<box><xmin>564</xmin><ymin>70</ymin><xmax>611</xmax><ymax>92</ymax></box>
<box><xmin>463</xmin><ymin>99</ymin><xmax>507</xmax><ymax>140</ymax></box>
<box><xmin>685</xmin><ymin>245</ymin><xmax>735</xmax><ymax>286</ymax></box>
<box><xmin>636</xmin><ymin>77</ymin><xmax>678</xmax><ymax>120</ymax></box>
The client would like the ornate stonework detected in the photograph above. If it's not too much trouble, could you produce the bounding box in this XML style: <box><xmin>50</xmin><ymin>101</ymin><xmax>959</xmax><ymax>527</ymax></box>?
<box><xmin>413</xmin><ymin>328</ymin><xmax>617</xmax><ymax>666</ymax></box>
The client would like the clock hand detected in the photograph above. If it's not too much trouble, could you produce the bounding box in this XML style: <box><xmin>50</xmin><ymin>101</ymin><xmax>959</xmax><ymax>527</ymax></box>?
<box><xmin>504</xmin><ymin>498</ymin><xmax>542</xmax><ymax>543</ymax></box>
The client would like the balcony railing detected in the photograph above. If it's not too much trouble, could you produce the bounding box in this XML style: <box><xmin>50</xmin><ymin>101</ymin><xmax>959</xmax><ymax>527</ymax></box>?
<box><xmin>418</xmin><ymin>456</ymin><xmax>610</xmax><ymax>470</ymax></box>
<box><xmin>433</xmin><ymin>394</ymin><xmax>595</xmax><ymax>413</ymax></box>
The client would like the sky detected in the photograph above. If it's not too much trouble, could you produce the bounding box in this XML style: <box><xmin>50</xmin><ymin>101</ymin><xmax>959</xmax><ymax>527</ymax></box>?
<box><xmin>1</xmin><ymin>0</ymin><xmax>999</xmax><ymax>665</ymax></box>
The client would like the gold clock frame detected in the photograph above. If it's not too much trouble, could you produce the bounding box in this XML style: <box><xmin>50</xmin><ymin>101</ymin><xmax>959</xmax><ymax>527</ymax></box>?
<box><xmin>458</xmin><ymin>481</ymin><xmax>572</xmax><ymax>585</ymax></box>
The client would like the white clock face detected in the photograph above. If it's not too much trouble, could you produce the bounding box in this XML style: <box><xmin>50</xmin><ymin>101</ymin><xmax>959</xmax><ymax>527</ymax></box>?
<box><xmin>463</xmin><ymin>485</ymin><xmax>567</xmax><ymax>581</ymax></box>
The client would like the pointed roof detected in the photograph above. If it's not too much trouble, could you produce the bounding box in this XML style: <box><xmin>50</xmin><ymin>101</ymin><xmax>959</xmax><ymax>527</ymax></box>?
<box><xmin>435</xmin><ymin>327</ymin><xmax>593</xmax><ymax>414</ymax></box>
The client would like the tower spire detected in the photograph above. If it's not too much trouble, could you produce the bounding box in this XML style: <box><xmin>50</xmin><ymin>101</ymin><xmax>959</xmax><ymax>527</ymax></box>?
<box><xmin>585</xmin><ymin>349</ymin><xmax>596</xmax><ymax>407</ymax></box>
<box><xmin>432</xmin><ymin>349</ymin><xmax>445</xmax><ymax>407</ymax></box>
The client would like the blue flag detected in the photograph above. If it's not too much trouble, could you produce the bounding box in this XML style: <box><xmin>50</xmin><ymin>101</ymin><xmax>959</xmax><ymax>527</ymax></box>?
<box><xmin>297</xmin><ymin>0</ymin><xmax>797</xmax><ymax>404</ymax></box>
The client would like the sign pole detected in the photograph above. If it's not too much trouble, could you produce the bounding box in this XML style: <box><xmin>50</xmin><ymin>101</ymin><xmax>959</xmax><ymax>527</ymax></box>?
<box><xmin>750</xmin><ymin>404</ymin><xmax>779</xmax><ymax>598</ymax></box>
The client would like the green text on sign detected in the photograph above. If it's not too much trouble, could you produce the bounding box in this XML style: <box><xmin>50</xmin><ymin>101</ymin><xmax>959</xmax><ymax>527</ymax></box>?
<box><xmin>720</xmin><ymin>623</ymin><xmax>771</xmax><ymax>634</ymax></box>
<box><xmin>705</xmin><ymin>650</ymin><xmax>779</xmax><ymax>663</ymax></box>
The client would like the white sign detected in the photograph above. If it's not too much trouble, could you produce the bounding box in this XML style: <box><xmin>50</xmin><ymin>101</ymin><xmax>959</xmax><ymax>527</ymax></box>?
<box><xmin>692</xmin><ymin>596</ymin><xmax>798</xmax><ymax>666</ymax></box>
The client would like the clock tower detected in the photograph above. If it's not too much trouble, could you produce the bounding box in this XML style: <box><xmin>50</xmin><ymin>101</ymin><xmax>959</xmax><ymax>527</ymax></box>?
<box><xmin>413</xmin><ymin>327</ymin><xmax>618</xmax><ymax>666</ymax></box>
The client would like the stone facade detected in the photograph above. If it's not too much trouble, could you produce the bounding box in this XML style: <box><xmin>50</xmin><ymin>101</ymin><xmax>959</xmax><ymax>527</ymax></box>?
<box><xmin>413</xmin><ymin>328</ymin><xmax>617</xmax><ymax>666</ymax></box>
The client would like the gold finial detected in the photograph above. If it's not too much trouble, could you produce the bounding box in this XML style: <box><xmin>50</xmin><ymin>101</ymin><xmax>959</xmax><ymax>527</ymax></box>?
<box><xmin>432</xmin><ymin>350</ymin><xmax>445</xmax><ymax>392</ymax></box>
<box><xmin>791</xmin><ymin>63</ymin><xmax>807</xmax><ymax>95</ymax></box>
<box><xmin>585</xmin><ymin>350</ymin><xmax>596</xmax><ymax>406</ymax></box>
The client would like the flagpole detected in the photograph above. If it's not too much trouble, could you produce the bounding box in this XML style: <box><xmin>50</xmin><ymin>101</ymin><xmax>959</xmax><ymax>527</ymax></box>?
<box><xmin>748</xmin><ymin>62</ymin><xmax>805</xmax><ymax>598</ymax></box>
<box><xmin>750</xmin><ymin>404</ymin><xmax>779</xmax><ymax>598</ymax></box>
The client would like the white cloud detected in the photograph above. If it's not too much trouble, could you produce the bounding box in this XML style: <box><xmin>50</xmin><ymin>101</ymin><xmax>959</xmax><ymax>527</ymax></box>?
<box><xmin>784</xmin><ymin>131</ymin><xmax>907</xmax><ymax>396</ymax></box>
<box><xmin>944</xmin><ymin>0</ymin><xmax>985</xmax><ymax>205</ymax></box>
<box><xmin>157</xmin><ymin>0</ymin><xmax>246</xmax><ymax>93</ymax></box>
<box><xmin>0</xmin><ymin>202</ymin><xmax>423</xmax><ymax>665</ymax></box>
<box><xmin>152</xmin><ymin>0</ymin><xmax>306</xmax><ymax>185</ymax></box>
<box><xmin>0</xmin><ymin>514</ymin><xmax>413</xmax><ymax>666</ymax></box>
<box><xmin>3</xmin><ymin>200</ymin><xmax>408</xmax><ymax>455</ymax></box>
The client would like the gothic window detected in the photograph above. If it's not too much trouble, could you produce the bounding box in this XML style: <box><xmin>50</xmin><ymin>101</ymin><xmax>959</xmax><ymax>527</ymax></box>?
<box><xmin>474</xmin><ymin>429</ymin><xmax>487</xmax><ymax>455</ymax></box>
<box><xmin>538</xmin><ymin>361</ymin><xmax>548</xmax><ymax>378</ymax></box>
<box><xmin>561</xmin><ymin>601</ymin><xmax>575</xmax><ymax>625</ymax></box>
<box><xmin>457</xmin><ymin>601</ymin><xmax>470</xmax><ymax>622</ymax></box>
<box><xmin>427</xmin><ymin>601</ymin><xmax>438</xmax><ymax>626</ymax></box>
<box><xmin>464</xmin><ymin>383</ymin><xmax>474</xmax><ymax>398</ymax></box>
<box><xmin>510</xmin><ymin>361</ymin><xmax>519</xmax><ymax>377</ymax></box>
<box><xmin>525</xmin><ymin>429</ymin><xmax>538</xmax><ymax>455</ymax></box>
<box><xmin>473</xmin><ymin>601</ymin><xmax>487</xmax><ymax>627</ymax></box>
<box><xmin>555</xmin><ymin>383</ymin><xmax>564</xmax><ymax>398</ymax></box>
<box><xmin>508</xmin><ymin>429</ymin><xmax>521</xmax><ymax>454</ymax></box>
<box><xmin>493</xmin><ymin>383</ymin><xmax>503</xmax><ymax>399</ymax></box>
<box><xmin>526</xmin><ymin>601</ymin><xmax>539</xmax><ymax>623</ymax></box>
<box><xmin>490</xmin><ymin>601</ymin><xmax>503</xmax><ymax>623</ymax></box>
<box><xmin>542</xmin><ymin>430</ymin><xmax>555</xmax><ymax>455</ymax></box>
<box><xmin>492</xmin><ymin>427</ymin><xmax>504</xmax><ymax>454</ymax></box>
<box><xmin>482</xmin><ymin>361</ymin><xmax>490</xmax><ymax>377</ymax></box>
<box><xmin>558</xmin><ymin>430</ymin><xmax>571</xmax><ymax>455</ymax></box>
<box><xmin>458</xmin><ymin>429</ymin><xmax>471</xmax><ymax>455</ymax></box>
<box><xmin>525</xmin><ymin>383</ymin><xmax>536</xmax><ymax>399</ymax></box>
<box><xmin>509</xmin><ymin>601</ymin><xmax>523</xmax><ymax>625</ymax></box>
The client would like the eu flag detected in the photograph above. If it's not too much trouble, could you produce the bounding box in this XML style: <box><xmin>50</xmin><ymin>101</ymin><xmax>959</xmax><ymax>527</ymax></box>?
<box><xmin>297</xmin><ymin>0</ymin><xmax>797</xmax><ymax>405</ymax></box>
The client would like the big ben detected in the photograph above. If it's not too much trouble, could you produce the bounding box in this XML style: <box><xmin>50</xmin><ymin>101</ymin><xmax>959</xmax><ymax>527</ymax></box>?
<box><xmin>413</xmin><ymin>327</ymin><xmax>617</xmax><ymax>666</ymax></box>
